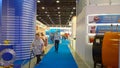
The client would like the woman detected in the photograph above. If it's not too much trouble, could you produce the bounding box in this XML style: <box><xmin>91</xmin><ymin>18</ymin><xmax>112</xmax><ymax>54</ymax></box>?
<box><xmin>31</xmin><ymin>33</ymin><xmax>44</xmax><ymax>65</ymax></box>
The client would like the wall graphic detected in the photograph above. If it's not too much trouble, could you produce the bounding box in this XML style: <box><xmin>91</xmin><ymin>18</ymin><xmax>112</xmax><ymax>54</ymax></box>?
<box><xmin>87</xmin><ymin>14</ymin><xmax>120</xmax><ymax>44</ymax></box>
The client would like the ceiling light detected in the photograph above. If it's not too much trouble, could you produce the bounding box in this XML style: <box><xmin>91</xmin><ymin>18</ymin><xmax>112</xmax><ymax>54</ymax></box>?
<box><xmin>42</xmin><ymin>7</ymin><xmax>45</xmax><ymax>9</ymax></box>
<box><xmin>73</xmin><ymin>7</ymin><xmax>76</xmax><ymax>9</ymax></box>
<box><xmin>58</xmin><ymin>15</ymin><xmax>61</xmax><ymax>17</ymax></box>
<box><xmin>37</xmin><ymin>0</ymin><xmax>40</xmax><ymax>3</ymax></box>
<box><xmin>45</xmin><ymin>11</ymin><xmax>47</xmax><ymax>14</ymax></box>
<box><xmin>56</xmin><ymin>0</ymin><xmax>60</xmax><ymax>3</ymax></box>
<box><xmin>71</xmin><ymin>12</ymin><xmax>74</xmax><ymax>14</ymax></box>
<box><xmin>47</xmin><ymin>15</ymin><xmax>50</xmax><ymax>17</ymax></box>
<box><xmin>57</xmin><ymin>7</ymin><xmax>60</xmax><ymax>9</ymax></box>
<box><xmin>58</xmin><ymin>12</ymin><xmax>60</xmax><ymax>14</ymax></box>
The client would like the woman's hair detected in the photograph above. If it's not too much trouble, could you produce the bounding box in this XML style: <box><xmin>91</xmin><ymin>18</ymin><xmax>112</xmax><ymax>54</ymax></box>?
<box><xmin>35</xmin><ymin>33</ymin><xmax>39</xmax><ymax>36</ymax></box>
<box><xmin>40</xmin><ymin>33</ymin><xmax>44</xmax><ymax>36</ymax></box>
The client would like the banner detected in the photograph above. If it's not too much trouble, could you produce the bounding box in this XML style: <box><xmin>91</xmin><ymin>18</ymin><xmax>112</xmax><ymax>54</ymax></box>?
<box><xmin>89</xmin><ymin>15</ymin><xmax>120</xmax><ymax>24</ymax></box>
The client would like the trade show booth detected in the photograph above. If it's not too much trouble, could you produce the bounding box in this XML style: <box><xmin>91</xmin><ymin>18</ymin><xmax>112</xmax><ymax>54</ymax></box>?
<box><xmin>76</xmin><ymin>3</ymin><xmax>120</xmax><ymax>68</ymax></box>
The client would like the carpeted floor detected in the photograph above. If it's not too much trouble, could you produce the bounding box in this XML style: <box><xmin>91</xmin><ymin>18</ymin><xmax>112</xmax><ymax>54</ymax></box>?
<box><xmin>34</xmin><ymin>39</ymin><xmax>78</xmax><ymax>68</ymax></box>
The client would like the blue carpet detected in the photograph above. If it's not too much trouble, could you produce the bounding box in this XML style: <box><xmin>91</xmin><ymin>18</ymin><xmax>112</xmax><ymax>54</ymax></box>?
<box><xmin>34</xmin><ymin>40</ymin><xmax>78</xmax><ymax>68</ymax></box>
<box><xmin>13</xmin><ymin>59</ymin><xmax>30</xmax><ymax>68</ymax></box>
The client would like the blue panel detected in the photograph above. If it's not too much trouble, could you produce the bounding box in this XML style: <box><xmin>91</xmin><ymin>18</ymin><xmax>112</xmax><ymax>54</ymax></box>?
<box><xmin>47</xmin><ymin>29</ymin><xmax>61</xmax><ymax>44</ymax></box>
<box><xmin>0</xmin><ymin>45</ymin><xmax>13</xmax><ymax>51</ymax></box>
<box><xmin>96</xmin><ymin>25</ymin><xmax>120</xmax><ymax>33</ymax></box>
<box><xmin>95</xmin><ymin>15</ymin><xmax>120</xmax><ymax>23</ymax></box>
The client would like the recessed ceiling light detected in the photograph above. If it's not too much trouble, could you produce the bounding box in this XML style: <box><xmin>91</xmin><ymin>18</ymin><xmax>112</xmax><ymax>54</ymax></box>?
<box><xmin>37</xmin><ymin>0</ymin><xmax>40</xmax><ymax>3</ymax></box>
<box><xmin>45</xmin><ymin>11</ymin><xmax>48</xmax><ymax>14</ymax></box>
<box><xmin>47</xmin><ymin>15</ymin><xmax>50</xmax><ymax>17</ymax></box>
<box><xmin>56</xmin><ymin>0</ymin><xmax>60</xmax><ymax>3</ymax></box>
<box><xmin>73</xmin><ymin>7</ymin><xmax>76</xmax><ymax>9</ymax></box>
<box><xmin>58</xmin><ymin>12</ymin><xmax>60</xmax><ymax>14</ymax></box>
<box><xmin>71</xmin><ymin>12</ymin><xmax>74</xmax><ymax>14</ymax></box>
<box><xmin>42</xmin><ymin>7</ymin><xmax>45</xmax><ymax>9</ymax></box>
<box><xmin>57</xmin><ymin>7</ymin><xmax>60</xmax><ymax>9</ymax></box>
<box><xmin>59</xmin><ymin>15</ymin><xmax>61</xmax><ymax>16</ymax></box>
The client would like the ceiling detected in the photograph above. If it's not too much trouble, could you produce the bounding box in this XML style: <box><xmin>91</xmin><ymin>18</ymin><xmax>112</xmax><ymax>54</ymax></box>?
<box><xmin>37</xmin><ymin>0</ymin><xmax>76</xmax><ymax>27</ymax></box>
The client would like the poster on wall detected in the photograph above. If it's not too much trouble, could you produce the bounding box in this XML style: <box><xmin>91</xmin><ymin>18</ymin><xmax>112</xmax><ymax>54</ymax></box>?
<box><xmin>88</xmin><ymin>14</ymin><xmax>120</xmax><ymax>44</ymax></box>
<box><xmin>88</xmin><ymin>25</ymin><xmax>120</xmax><ymax>34</ymax></box>
<box><xmin>88</xmin><ymin>26</ymin><xmax>96</xmax><ymax>33</ymax></box>
<box><xmin>88</xmin><ymin>15</ymin><xmax>120</xmax><ymax>24</ymax></box>
<box><xmin>88</xmin><ymin>15</ymin><xmax>120</xmax><ymax>34</ymax></box>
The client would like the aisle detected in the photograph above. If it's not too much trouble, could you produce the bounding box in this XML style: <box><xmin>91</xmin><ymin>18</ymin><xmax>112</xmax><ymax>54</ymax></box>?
<box><xmin>34</xmin><ymin>40</ymin><xmax>78</xmax><ymax>68</ymax></box>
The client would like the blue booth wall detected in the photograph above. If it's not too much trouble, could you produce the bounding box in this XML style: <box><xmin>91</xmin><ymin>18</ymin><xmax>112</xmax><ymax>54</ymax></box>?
<box><xmin>46</xmin><ymin>29</ymin><xmax>60</xmax><ymax>44</ymax></box>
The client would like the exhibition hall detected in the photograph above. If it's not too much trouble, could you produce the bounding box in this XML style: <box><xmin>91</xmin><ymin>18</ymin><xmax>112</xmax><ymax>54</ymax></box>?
<box><xmin>0</xmin><ymin>0</ymin><xmax>120</xmax><ymax>68</ymax></box>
